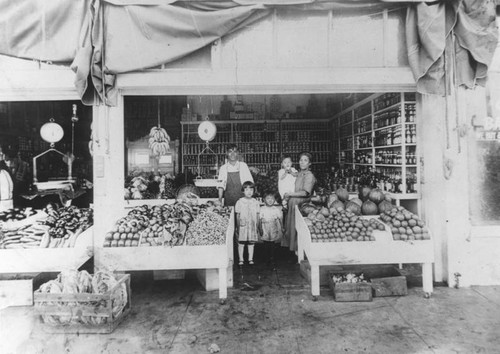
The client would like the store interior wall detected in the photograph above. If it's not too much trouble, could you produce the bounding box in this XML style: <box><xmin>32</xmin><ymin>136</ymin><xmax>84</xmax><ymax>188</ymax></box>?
<box><xmin>188</xmin><ymin>94</ymin><xmax>333</xmax><ymax>119</ymax></box>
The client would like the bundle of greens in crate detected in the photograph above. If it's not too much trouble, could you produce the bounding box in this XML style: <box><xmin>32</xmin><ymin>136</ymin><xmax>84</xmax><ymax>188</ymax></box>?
<box><xmin>34</xmin><ymin>270</ymin><xmax>130</xmax><ymax>333</ymax></box>
<box><xmin>329</xmin><ymin>272</ymin><xmax>372</xmax><ymax>302</ymax></box>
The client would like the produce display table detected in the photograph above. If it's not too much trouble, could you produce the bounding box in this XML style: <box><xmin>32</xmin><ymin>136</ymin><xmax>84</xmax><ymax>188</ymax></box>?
<box><xmin>95</xmin><ymin>201</ymin><xmax>233</xmax><ymax>302</ymax></box>
<box><xmin>0</xmin><ymin>226</ymin><xmax>93</xmax><ymax>273</ymax></box>
<box><xmin>295</xmin><ymin>207</ymin><xmax>434</xmax><ymax>300</ymax></box>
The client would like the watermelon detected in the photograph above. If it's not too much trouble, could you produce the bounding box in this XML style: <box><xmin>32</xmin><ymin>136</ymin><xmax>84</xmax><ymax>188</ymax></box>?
<box><xmin>335</xmin><ymin>188</ymin><xmax>349</xmax><ymax>202</ymax></box>
<box><xmin>345</xmin><ymin>201</ymin><xmax>361</xmax><ymax>215</ymax></box>
<box><xmin>378</xmin><ymin>200</ymin><xmax>394</xmax><ymax>214</ymax></box>
<box><xmin>358</xmin><ymin>186</ymin><xmax>371</xmax><ymax>201</ymax></box>
<box><xmin>368</xmin><ymin>188</ymin><xmax>385</xmax><ymax>204</ymax></box>
<box><xmin>361</xmin><ymin>200</ymin><xmax>378</xmax><ymax>215</ymax></box>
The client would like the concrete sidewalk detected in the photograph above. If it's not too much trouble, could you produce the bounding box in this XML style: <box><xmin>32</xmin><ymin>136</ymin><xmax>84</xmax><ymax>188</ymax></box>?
<box><xmin>1</xmin><ymin>262</ymin><xmax>499</xmax><ymax>354</ymax></box>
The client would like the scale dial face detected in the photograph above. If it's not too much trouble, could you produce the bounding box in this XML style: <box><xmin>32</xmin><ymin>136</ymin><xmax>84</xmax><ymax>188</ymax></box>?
<box><xmin>40</xmin><ymin>121</ymin><xmax>64</xmax><ymax>143</ymax></box>
<box><xmin>198</xmin><ymin>121</ymin><xmax>217</xmax><ymax>142</ymax></box>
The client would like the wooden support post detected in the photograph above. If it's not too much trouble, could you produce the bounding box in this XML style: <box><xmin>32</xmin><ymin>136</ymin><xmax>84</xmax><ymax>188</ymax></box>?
<box><xmin>310</xmin><ymin>264</ymin><xmax>320</xmax><ymax>297</ymax></box>
<box><xmin>298</xmin><ymin>233</ymin><xmax>304</xmax><ymax>263</ymax></box>
<box><xmin>218</xmin><ymin>267</ymin><xmax>227</xmax><ymax>300</ymax></box>
<box><xmin>422</xmin><ymin>262</ymin><xmax>433</xmax><ymax>295</ymax></box>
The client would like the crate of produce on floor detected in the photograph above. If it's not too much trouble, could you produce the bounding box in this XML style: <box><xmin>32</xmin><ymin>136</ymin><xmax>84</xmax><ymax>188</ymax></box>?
<box><xmin>368</xmin><ymin>267</ymin><xmax>407</xmax><ymax>297</ymax></box>
<box><xmin>34</xmin><ymin>270</ymin><xmax>130</xmax><ymax>334</ymax></box>
<box><xmin>328</xmin><ymin>272</ymin><xmax>372</xmax><ymax>302</ymax></box>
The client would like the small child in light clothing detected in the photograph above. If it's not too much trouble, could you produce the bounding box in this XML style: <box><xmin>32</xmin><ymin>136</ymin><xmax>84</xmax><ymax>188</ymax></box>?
<box><xmin>235</xmin><ymin>181</ymin><xmax>261</xmax><ymax>266</ymax></box>
<box><xmin>278</xmin><ymin>156</ymin><xmax>298</xmax><ymax>209</ymax></box>
<box><xmin>259</xmin><ymin>191</ymin><xmax>283</xmax><ymax>268</ymax></box>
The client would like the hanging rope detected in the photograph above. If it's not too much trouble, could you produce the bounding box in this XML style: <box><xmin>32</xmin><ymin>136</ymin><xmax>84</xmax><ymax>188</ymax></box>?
<box><xmin>157</xmin><ymin>96</ymin><xmax>161</xmax><ymax>128</ymax></box>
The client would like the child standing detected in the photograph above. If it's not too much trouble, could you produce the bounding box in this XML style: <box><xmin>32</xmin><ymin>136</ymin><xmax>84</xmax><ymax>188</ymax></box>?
<box><xmin>259</xmin><ymin>191</ymin><xmax>283</xmax><ymax>267</ymax></box>
<box><xmin>278</xmin><ymin>156</ymin><xmax>298</xmax><ymax>209</ymax></box>
<box><xmin>234</xmin><ymin>181</ymin><xmax>261</xmax><ymax>266</ymax></box>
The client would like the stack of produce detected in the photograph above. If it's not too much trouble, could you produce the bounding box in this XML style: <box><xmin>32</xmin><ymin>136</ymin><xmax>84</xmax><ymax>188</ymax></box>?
<box><xmin>190</xmin><ymin>200</ymin><xmax>231</xmax><ymax>219</ymax></box>
<box><xmin>303</xmin><ymin>207</ymin><xmax>386</xmax><ymax>242</ymax></box>
<box><xmin>160</xmin><ymin>174</ymin><xmax>177</xmax><ymax>199</ymax></box>
<box><xmin>331</xmin><ymin>273</ymin><xmax>368</xmax><ymax>284</ymax></box>
<box><xmin>149</xmin><ymin>125</ymin><xmax>170</xmax><ymax>156</ymax></box>
<box><xmin>321</xmin><ymin>187</ymin><xmax>394</xmax><ymax>216</ymax></box>
<box><xmin>103</xmin><ymin>201</ymin><xmax>231</xmax><ymax>247</ymax></box>
<box><xmin>124</xmin><ymin>175</ymin><xmax>157</xmax><ymax>200</ymax></box>
<box><xmin>125</xmin><ymin>172</ymin><xmax>183</xmax><ymax>200</ymax></box>
<box><xmin>0</xmin><ymin>224</ymin><xmax>50</xmax><ymax>249</ymax></box>
<box><xmin>379</xmin><ymin>206</ymin><xmax>430</xmax><ymax>241</ymax></box>
<box><xmin>185</xmin><ymin>211</ymin><xmax>229</xmax><ymax>246</ymax></box>
<box><xmin>41</xmin><ymin>205</ymin><xmax>94</xmax><ymax>248</ymax></box>
<box><xmin>0</xmin><ymin>207</ymin><xmax>37</xmax><ymax>222</ymax></box>
<box><xmin>36</xmin><ymin>270</ymin><xmax>128</xmax><ymax>326</ymax></box>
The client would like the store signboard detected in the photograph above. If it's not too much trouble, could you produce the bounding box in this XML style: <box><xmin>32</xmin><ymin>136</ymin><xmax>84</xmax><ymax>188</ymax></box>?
<box><xmin>135</xmin><ymin>152</ymin><xmax>150</xmax><ymax>165</ymax></box>
<box><xmin>159</xmin><ymin>155</ymin><xmax>172</xmax><ymax>164</ymax></box>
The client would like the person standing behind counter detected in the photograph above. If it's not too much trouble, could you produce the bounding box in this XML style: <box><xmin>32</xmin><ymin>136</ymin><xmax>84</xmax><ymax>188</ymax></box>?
<box><xmin>217</xmin><ymin>144</ymin><xmax>254</xmax><ymax>207</ymax></box>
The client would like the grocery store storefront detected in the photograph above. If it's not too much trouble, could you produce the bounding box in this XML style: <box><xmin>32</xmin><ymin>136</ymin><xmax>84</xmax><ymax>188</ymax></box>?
<box><xmin>0</xmin><ymin>0</ymin><xmax>499</xmax><ymax>287</ymax></box>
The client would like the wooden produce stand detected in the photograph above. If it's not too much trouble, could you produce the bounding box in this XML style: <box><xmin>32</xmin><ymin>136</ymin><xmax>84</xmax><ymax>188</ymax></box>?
<box><xmin>295</xmin><ymin>207</ymin><xmax>434</xmax><ymax>300</ymax></box>
<box><xmin>0</xmin><ymin>213</ymin><xmax>94</xmax><ymax>274</ymax></box>
<box><xmin>94</xmin><ymin>201</ymin><xmax>234</xmax><ymax>303</ymax></box>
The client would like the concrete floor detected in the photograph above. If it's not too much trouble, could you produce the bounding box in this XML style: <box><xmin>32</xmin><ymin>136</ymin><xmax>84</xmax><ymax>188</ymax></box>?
<box><xmin>1</xmin><ymin>259</ymin><xmax>499</xmax><ymax>354</ymax></box>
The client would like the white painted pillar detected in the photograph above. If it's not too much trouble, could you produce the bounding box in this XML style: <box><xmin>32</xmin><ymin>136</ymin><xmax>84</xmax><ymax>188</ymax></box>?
<box><xmin>418</xmin><ymin>93</ymin><xmax>448</xmax><ymax>283</ymax></box>
<box><xmin>92</xmin><ymin>94</ymin><xmax>125</xmax><ymax>255</ymax></box>
<box><xmin>442</xmin><ymin>87</ymin><xmax>472</xmax><ymax>287</ymax></box>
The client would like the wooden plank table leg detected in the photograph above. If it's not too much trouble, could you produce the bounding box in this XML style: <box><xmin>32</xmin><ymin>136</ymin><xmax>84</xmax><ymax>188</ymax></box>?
<box><xmin>218</xmin><ymin>267</ymin><xmax>227</xmax><ymax>303</ymax></box>
<box><xmin>311</xmin><ymin>264</ymin><xmax>320</xmax><ymax>299</ymax></box>
<box><xmin>422</xmin><ymin>262</ymin><xmax>433</xmax><ymax>297</ymax></box>
<box><xmin>298</xmin><ymin>234</ymin><xmax>304</xmax><ymax>263</ymax></box>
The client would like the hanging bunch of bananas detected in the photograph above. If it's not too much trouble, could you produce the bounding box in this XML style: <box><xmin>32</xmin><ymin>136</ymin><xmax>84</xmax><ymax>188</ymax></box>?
<box><xmin>149</xmin><ymin>126</ymin><xmax>171</xmax><ymax>156</ymax></box>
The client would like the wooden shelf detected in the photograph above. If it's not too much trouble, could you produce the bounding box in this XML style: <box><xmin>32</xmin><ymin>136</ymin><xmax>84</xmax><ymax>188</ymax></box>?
<box><xmin>373</xmin><ymin>102</ymin><xmax>401</xmax><ymax>115</ymax></box>
<box><xmin>354</xmin><ymin>113</ymin><xmax>372</xmax><ymax>122</ymax></box>
<box><xmin>375</xmin><ymin>164</ymin><xmax>417</xmax><ymax>168</ymax></box>
<box><xmin>373</xmin><ymin>123</ymin><xmax>402</xmax><ymax>132</ymax></box>
<box><xmin>374</xmin><ymin>144</ymin><xmax>403</xmax><ymax>149</ymax></box>
<box><xmin>388</xmin><ymin>192</ymin><xmax>419</xmax><ymax>200</ymax></box>
<box><xmin>353</xmin><ymin>131</ymin><xmax>372</xmax><ymax>137</ymax></box>
<box><xmin>332</xmin><ymin>93</ymin><xmax>419</xmax><ymax>205</ymax></box>
<box><xmin>181</xmin><ymin>119</ymin><xmax>331</xmax><ymax>174</ymax></box>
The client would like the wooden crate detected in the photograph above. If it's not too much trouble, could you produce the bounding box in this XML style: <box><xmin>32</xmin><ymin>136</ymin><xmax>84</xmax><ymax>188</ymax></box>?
<box><xmin>370</xmin><ymin>268</ymin><xmax>408</xmax><ymax>297</ymax></box>
<box><xmin>33</xmin><ymin>274</ymin><xmax>131</xmax><ymax>334</ymax></box>
<box><xmin>328</xmin><ymin>273</ymin><xmax>372</xmax><ymax>302</ymax></box>
<box><xmin>300</xmin><ymin>260</ymin><xmax>343</xmax><ymax>286</ymax></box>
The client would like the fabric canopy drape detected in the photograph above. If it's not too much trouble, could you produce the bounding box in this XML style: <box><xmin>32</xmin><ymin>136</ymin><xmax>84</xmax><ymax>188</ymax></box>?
<box><xmin>406</xmin><ymin>0</ymin><xmax>498</xmax><ymax>95</ymax></box>
<box><xmin>0</xmin><ymin>0</ymin><xmax>497</xmax><ymax>105</ymax></box>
